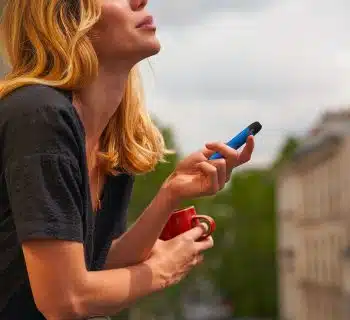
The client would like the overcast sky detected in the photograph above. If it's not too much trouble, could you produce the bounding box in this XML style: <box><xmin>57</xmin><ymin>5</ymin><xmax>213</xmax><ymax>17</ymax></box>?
<box><xmin>139</xmin><ymin>0</ymin><xmax>350</xmax><ymax>167</ymax></box>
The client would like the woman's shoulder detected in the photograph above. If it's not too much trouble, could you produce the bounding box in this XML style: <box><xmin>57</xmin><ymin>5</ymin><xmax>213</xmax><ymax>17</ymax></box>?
<box><xmin>0</xmin><ymin>84</ymin><xmax>85</xmax><ymax>163</ymax></box>
<box><xmin>0</xmin><ymin>84</ymin><xmax>73</xmax><ymax>116</ymax></box>
<box><xmin>0</xmin><ymin>84</ymin><xmax>83</xmax><ymax>135</ymax></box>
<box><xmin>1</xmin><ymin>83</ymin><xmax>71</xmax><ymax>101</ymax></box>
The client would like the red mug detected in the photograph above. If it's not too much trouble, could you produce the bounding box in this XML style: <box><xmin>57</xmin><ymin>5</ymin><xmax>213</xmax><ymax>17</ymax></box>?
<box><xmin>159</xmin><ymin>206</ymin><xmax>216</xmax><ymax>241</ymax></box>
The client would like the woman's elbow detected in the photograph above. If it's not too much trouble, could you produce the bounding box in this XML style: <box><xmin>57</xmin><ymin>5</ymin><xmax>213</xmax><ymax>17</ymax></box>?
<box><xmin>35</xmin><ymin>292</ymin><xmax>84</xmax><ymax>320</ymax></box>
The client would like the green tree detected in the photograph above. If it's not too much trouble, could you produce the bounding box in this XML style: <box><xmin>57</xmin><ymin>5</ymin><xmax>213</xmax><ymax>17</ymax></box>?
<box><xmin>202</xmin><ymin>135</ymin><xmax>299</xmax><ymax>318</ymax></box>
<box><xmin>200</xmin><ymin>170</ymin><xmax>276</xmax><ymax>318</ymax></box>
<box><xmin>271</xmin><ymin>136</ymin><xmax>300</xmax><ymax>170</ymax></box>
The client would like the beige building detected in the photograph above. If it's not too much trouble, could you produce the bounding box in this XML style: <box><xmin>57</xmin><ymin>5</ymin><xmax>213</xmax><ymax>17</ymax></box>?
<box><xmin>277</xmin><ymin>110</ymin><xmax>350</xmax><ymax>320</ymax></box>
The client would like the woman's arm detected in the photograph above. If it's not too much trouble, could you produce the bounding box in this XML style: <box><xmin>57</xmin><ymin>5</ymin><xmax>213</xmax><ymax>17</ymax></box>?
<box><xmin>105</xmin><ymin>184</ymin><xmax>178</xmax><ymax>269</ymax></box>
<box><xmin>22</xmin><ymin>239</ymin><xmax>163</xmax><ymax>320</ymax></box>
<box><xmin>22</xmin><ymin>226</ymin><xmax>212</xmax><ymax>320</ymax></box>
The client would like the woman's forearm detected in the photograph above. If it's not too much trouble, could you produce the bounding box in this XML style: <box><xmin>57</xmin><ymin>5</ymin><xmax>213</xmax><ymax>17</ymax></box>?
<box><xmin>76</xmin><ymin>261</ymin><xmax>162</xmax><ymax>319</ymax></box>
<box><xmin>105</xmin><ymin>184</ymin><xmax>179</xmax><ymax>269</ymax></box>
<box><xmin>26</xmin><ymin>241</ymin><xmax>165</xmax><ymax>320</ymax></box>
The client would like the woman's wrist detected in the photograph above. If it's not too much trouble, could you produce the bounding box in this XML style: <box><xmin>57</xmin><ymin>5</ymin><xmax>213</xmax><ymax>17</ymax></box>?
<box><xmin>159</xmin><ymin>177</ymin><xmax>182</xmax><ymax>212</ymax></box>
<box><xmin>143</xmin><ymin>257</ymin><xmax>168</xmax><ymax>292</ymax></box>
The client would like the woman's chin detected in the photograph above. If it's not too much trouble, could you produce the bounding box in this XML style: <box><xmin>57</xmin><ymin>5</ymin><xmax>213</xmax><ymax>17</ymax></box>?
<box><xmin>141</xmin><ymin>39</ymin><xmax>162</xmax><ymax>58</ymax></box>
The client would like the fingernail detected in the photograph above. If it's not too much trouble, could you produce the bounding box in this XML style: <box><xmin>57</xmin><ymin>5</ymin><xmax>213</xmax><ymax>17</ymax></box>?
<box><xmin>200</xmin><ymin>222</ymin><xmax>209</xmax><ymax>232</ymax></box>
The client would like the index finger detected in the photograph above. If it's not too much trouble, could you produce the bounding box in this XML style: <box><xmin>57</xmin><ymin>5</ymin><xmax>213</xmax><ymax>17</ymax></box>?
<box><xmin>238</xmin><ymin>135</ymin><xmax>255</xmax><ymax>164</ymax></box>
<box><xmin>194</xmin><ymin>236</ymin><xmax>214</xmax><ymax>252</ymax></box>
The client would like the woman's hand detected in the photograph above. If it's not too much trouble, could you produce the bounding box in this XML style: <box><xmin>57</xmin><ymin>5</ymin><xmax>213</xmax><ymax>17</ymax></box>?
<box><xmin>146</xmin><ymin>226</ymin><xmax>214</xmax><ymax>288</ymax></box>
<box><xmin>163</xmin><ymin>135</ymin><xmax>254</xmax><ymax>201</ymax></box>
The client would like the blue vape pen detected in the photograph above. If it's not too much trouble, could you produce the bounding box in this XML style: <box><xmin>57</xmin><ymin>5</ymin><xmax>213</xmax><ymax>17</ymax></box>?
<box><xmin>209</xmin><ymin>121</ymin><xmax>262</xmax><ymax>160</ymax></box>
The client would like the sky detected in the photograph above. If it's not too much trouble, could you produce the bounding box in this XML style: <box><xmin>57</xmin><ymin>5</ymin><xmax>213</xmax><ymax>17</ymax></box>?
<box><xmin>140</xmin><ymin>0</ymin><xmax>350</xmax><ymax>167</ymax></box>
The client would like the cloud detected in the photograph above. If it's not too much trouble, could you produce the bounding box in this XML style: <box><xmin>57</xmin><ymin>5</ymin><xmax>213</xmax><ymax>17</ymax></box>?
<box><xmin>148</xmin><ymin>0</ymin><xmax>276</xmax><ymax>27</ymax></box>
<box><xmin>140</xmin><ymin>0</ymin><xmax>350</xmax><ymax>166</ymax></box>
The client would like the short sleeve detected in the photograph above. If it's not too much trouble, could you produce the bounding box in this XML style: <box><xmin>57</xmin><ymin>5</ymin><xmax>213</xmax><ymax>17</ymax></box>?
<box><xmin>5</xmin><ymin>155</ymin><xmax>84</xmax><ymax>243</ymax></box>
<box><xmin>2</xmin><ymin>99</ymin><xmax>84</xmax><ymax>243</ymax></box>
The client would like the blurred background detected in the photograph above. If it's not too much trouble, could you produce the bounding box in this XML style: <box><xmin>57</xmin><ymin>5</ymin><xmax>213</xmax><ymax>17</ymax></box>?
<box><xmin>115</xmin><ymin>0</ymin><xmax>350</xmax><ymax>319</ymax></box>
<box><xmin>2</xmin><ymin>0</ymin><xmax>350</xmax><ymax>319</ymax></box>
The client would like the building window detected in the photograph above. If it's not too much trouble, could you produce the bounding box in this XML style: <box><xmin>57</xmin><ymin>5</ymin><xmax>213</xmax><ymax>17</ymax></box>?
<box><xmin>330</xmin><ymin>234</ymin><xmax>335</xmax><ymax>284</ymax></box>
<box><xmin>314</xmin><ymin>238</ymin><xmax>318</xmax><ymax>282</ymax></box>
<box><xmin>322</xmin><ymin>164</ymin><xmax>329</xmax><ymax>219</ymax></box>
<box><xmin>321</xmin><ymin>238</ymin><xmax>326</xmax><ymax>284</ymax></box>
<box><xmin>305</xmin><ymin>238</ymin><xmax>310</xmax><ymax>280</ymax></box>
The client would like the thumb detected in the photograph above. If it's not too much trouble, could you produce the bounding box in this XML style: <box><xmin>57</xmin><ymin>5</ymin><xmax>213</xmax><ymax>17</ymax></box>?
<box><xmin>201</xmin><ymin>145</ymin><xmax>216</xmax><ymax>159</ymax></box>
<box><xmin>179</xmin><ymin>225</ymin><xmax>207</xmax><ymax>241</ymax></box>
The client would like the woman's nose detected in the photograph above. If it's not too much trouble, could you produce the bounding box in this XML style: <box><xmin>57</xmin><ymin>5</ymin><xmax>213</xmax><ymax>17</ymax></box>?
<box><xmin>131</xmin><ymin>0</ymin><xmax>148</xmax><ymax>11</ymax></box>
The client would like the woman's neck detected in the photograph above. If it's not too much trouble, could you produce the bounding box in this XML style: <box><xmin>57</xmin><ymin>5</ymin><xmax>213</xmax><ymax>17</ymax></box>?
<box><xmin>72</xmin><ymin>63</ymin><xmax>131</xmax><ymax>151</ymax></box>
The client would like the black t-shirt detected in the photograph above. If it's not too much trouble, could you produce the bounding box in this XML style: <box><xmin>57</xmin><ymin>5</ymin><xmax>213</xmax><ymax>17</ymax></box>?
<box><xmin>0</xmin><ymin>84</ymin><xmax>134</xmax><ymax>319</ymax></box>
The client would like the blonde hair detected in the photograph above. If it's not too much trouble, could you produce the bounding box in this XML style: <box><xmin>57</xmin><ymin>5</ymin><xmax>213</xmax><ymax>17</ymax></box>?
<box><xmin>0</xmin><ymin>0</ymin><xmax>171</xmax><ymax>175</ymax></box>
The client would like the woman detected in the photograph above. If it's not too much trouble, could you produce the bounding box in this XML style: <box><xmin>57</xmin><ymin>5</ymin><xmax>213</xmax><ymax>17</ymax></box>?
<box><xmin>0</xmin><ymin>0</ymin><xmax>255</xmax><ymax>319</ymax></box>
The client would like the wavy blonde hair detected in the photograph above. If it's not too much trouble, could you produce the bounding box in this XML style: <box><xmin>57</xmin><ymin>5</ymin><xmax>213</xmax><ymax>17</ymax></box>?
<box><xmin>0</xmin><ymin>0</ymin><xmax>171</xmax><ymax>175</ymax></box>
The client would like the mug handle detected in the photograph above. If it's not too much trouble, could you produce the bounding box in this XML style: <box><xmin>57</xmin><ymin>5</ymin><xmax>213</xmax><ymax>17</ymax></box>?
<box><xmin>191</xmin><ymin>215</ymin><xmax>216</xmax><ymax>240</ymax></box>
